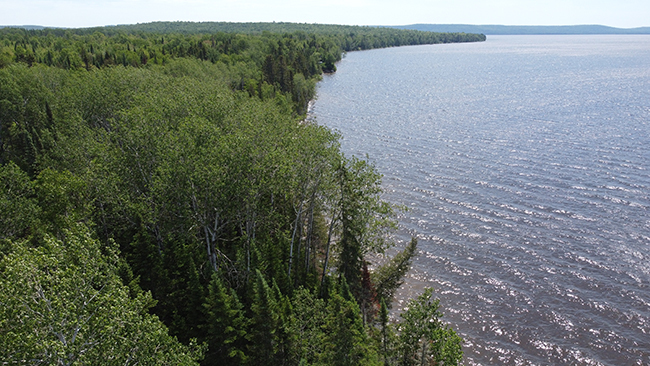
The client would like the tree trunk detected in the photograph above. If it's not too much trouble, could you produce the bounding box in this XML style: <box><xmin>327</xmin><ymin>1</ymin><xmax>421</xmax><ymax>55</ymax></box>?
<box><xmin>304</xmin><ymin>198</ymin><xmax>315</xmax><ymax>274</ymax></box>
<box><xmin>288</xmin><ymin>202</ymin><xmax>303</xmax><ymax>278</ymax></box>
<box><xmin>320</xmin><ymin>212</ymin><xmax>337</xmax><ymax>296</ymax></box>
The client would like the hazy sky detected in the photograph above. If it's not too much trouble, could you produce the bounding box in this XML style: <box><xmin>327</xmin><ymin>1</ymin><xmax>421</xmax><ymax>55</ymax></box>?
<box><xmin>2</xmin><ymin>0</ymin><xmax>648</xmax><ymax>29</ymax></box>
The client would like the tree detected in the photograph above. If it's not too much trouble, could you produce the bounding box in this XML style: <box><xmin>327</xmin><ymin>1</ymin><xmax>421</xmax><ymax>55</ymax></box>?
<box><xmin>321</xmin><ymin>279</ymin><xmax>380</xmax><ymax>366</ymax></box>
<box><xmin>0</xmin><ymin>64</ymin><xmax>58</xmax><ymax>176</ymax></box>
<box><xmin>288</xmin><ymin>287</ymin><xmax>328</xmax><ymax>364</ymax></box>
<box><xmin>397</xmin><ymin>288</ymin><xmax>463</xmax><ymax>366</ymax></box>
<box><xmin>378</xmin><ymin>298</ymin><xmax>398</xmax><ymax>366</ymax></box>
<box><xmin>248</xmin><ymin>269</ymin><xmax>282</xmax><ymax>365</ymax></box>
<box><xmin>0</xmin><ymin>161</ymin><xmax>40</xmax><ymax>241</ymax></box>
<box><xmin>373</xmin><ymin>237</ymin><xmax>418</xmax><ymax>309</ymax></box>
<box><xmin>0</xmin><ymin>225</ymin><xmax>203</xmax><ymax>365</ymax></box>
<box><xmin>0</xmin><ymin>46</ymin><xmax>13</xmax><ymax>68</ymax></box>
<box><xmin>335</xmin><ymin>156</ymin><xmax>396</xmax><ymax>299</ymax></box>
<box><xmin>203</xmin><ymin>273</ymin><xmax>248</xmax><ymax>365</ymax></box>
<box><xmin>35</xmin><ymin>168</ymin><xmax>92</xmax><ymax>238</ymax></box>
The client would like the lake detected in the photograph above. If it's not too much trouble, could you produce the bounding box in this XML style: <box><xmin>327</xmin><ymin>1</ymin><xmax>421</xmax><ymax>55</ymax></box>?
<box><xmin>311</xmin><ymin>35</ymin><xmax>650</xmax><ymax>365</ymax></box>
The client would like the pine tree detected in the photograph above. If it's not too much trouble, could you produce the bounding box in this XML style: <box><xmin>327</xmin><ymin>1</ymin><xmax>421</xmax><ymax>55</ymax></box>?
<box><xmin>373</xmin><ymin>237</ymin><xmax>418</xmax><ymax>309</ymax></box>
<box><xmin>322</xmin><ymin>279</ymin><xmax>381</xmax><ymax>366</ymax></box>
<box><xmin>248</xmin><ymin>269</ymin><xmax>281</xmax><ymax>365</ymax></box>
<box><xmin>379</xmin><ymin>298</ymin><xmax>395</xmax><ymax>366</ymax></box>
<box><xmin>203</xmin><ymin>273</ymin><xmax>248</xmax><ymax>365</ymax></box>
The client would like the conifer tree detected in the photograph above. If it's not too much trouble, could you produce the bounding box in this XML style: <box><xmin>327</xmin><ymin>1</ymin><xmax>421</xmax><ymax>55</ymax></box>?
<box><xmin>379</xmin><ymin>298</ymin><xmax>396</xmax><ymax>366</ymax></box>
<box><xmin>322</xmin><ymin>279</ymin><xmax>381</xmax><ymax>366</ymax></box>
<box><xmin>373</xmin><ymin>238</ymin><xmax>418</xmax><ymax>309</ymax></box>
<box><xmin>203</xmin><ymin>273</ymin><xmax>248</xmax><ymax>365</ymax></box>
<box><xmin>249</xmin><ymin>269</ymin><xmax>281</xmax><ymax>365</ymax></box>
<box><xmin>288</xmin><ymin>288</ymin><xmax>328</xmax><ymax>364</ymax></box>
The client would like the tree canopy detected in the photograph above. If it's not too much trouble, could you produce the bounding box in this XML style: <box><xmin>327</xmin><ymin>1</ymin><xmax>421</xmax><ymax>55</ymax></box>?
<box><xmin>0</xmin><ymin>21</ymin><xmax>471</xmax><ymax>365</ymax></box>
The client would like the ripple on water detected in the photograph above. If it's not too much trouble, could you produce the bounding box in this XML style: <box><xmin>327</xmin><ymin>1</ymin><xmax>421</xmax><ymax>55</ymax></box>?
<box><xmin>314</xmin><ymin>35</ymin><xmax>650</xmax><ymax>365</ymax></box>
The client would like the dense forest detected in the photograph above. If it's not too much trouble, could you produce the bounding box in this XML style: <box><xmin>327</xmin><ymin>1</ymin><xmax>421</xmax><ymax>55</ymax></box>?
<box><xmin>0</xmin><ymin>22</ymin><xmax>484</xmax><ymax>365</ymax></box>
<box><xmin>391</xmin><ymin>23</ymin><xmax>650</xmax><ymax>35</ymax></box>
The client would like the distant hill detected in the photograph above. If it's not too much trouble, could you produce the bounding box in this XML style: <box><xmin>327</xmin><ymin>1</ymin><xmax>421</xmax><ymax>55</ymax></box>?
<box><xmin>389</xmin><ymin>24</ymin><xmax>650</xmax><ymax>35</ymax></box>
<box><xmin>2</xmin><ymin>22</ymin><xmax>480</xmax><ymax>35</ymax></box>
<box><xmin>4</xmin><ymin>23</ymin><xmax>649</xmax><ymax>35</ymax></box>
<box><xmin>0</xmin><ymin>25</ymin><xmax>51</xmax><ymax>30</ymax></box>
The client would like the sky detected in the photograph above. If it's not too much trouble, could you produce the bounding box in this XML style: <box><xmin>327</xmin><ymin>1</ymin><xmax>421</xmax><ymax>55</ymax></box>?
<box><xmin>1</xmin><ymin>0</ymin><xmax>648</xmax><ymax>29</ymax></box>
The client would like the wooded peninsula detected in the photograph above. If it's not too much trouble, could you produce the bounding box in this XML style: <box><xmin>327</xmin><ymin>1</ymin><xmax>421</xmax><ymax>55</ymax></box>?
<box><xmin>0</xmin><ymin>22</ymin><xmax>485</xmax><ymax>365</ymax></box>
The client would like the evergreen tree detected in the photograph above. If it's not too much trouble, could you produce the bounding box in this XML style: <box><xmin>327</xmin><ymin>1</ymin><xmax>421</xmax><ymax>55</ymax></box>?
<box><xmin>335</xmin><ymin>157</ymin><xmax>395</xmax><ymax>301</ymax></box>
<box><xmin>0</xmin><ymin>161</ymin><xmax>40</xmax><ymax>241</ymax></box>
<box><xmin>248</xmin><ymin>269</ymin><xmax>281</xmax><ymax>365</ymax></box>
<box><xmin>373</xmin><ymin>238</ymin><xmax>418</xmax><ymax>309</ymax></box>
<box><xmin>378</xmin><ymin>298</ymin><xmax>398</xmax><ymax>366</ymax></box>
<box><xmin>288</xmin><ymin>287</ymin><xmax>328</xmax><ymax>364</ymax></box>
<box><xmin>203</xmin><ymin>273</ymin><xmax>248</xmax><ymax>365</ymax></box>
<box><xmin>322</xmin><ymin>279</ymin><xmax>381</xmax><ymax>366</ymax></box>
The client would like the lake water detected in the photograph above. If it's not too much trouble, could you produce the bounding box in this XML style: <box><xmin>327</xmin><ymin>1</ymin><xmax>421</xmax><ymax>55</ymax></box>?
<box><xmin>311</xmin><ymin>35</ymin><xmax>650</xmax><ymax>365</ymax></box>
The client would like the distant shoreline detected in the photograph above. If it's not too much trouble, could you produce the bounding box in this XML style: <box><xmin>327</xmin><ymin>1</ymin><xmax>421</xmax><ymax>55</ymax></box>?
<box><xmin>4</xmin><ymin>23</ymin><xmax>650</xmax><ymax>36</ymax></box>
<box><xmin>388</xmin><ymin>24</ymin><xmax>650</xmax><ymax>35</ymax></box>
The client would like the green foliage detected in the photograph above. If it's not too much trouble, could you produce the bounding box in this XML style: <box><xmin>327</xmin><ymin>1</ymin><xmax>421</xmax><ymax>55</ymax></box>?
<box><xmin>0</xmin><ymin>225</ymin><xmax>203</xmax><ymax>365</ymax></box>
<box><xmin>203</xmin><ymin>273</ymin><xmax>248</xmax><ymax>365</ymax></box>
<box><xmin>248</xmin><ymin>269</ymin><xmax>291</xmax><ymax>365</ymax></box>
<box><xmin>335</xmin><ymin>156</ymin><xmax>397</xmax><ymax>298</ymax></box>
<box><xmin>0</xmin><ymin>22</ymin><xmax>469</xmax><ymax>365</ymax></box>
<box><xmin>288</xmin><ymin>287</ymin><xmax>328</xmax><ymax>364</ymax></box>
<box><xmin>0</xmin><ymin>23</ymin><xmax>485</xmax><ymax>117</ymax></box>
<box><xmin>378</xmin><ymin>298</ymin><xmax>399</xmax><ymax>366</ymax></box>
<box><xmin>398</xmin><ymin>288</ymin><xmax>463</xmax><ymax>366</ymax></box>
<box><xmin>35</xmin><ymin>168</ymin><xmax>91</xmax><ymax>237</ymax></box>
<box><xmin>0</xmin><ymin>161</ymin><xmax>40</xmax><ymax>241</ymax></box>
<box><xmin>0</xmin><ymin>46</ymin><xmax>13</xmax><ymax>68</ymax></box>
<box><xmin>321</xmin><ymin>279</ymin><xmax>381</xmax><ymax>366</ymax></box>
<box><xmin>0</xmin><ymin>64</ymin><xmax>60</xmax><ymax>175</ymax></box>
<box><xmin>373</xmin><ymin>237</ymin><xmax>419</xmax><ymax>308</ymax></box>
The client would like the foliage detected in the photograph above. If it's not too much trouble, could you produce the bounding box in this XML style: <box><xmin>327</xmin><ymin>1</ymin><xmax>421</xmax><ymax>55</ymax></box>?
<box><xmin>398</xmin><ymin>288</ymin><xmax>464</xmax><ymax>366</ymax></box>
<box><xmin>203</xmin><ymin>274</ymin><xmax>248</xmax><ymax>365</ymax></box>
<box><xmin>0</xmin><ymin>161</ymin><xmax>40</xmax><ymax>241</ymax></box>
<box><xmin>0</xmin><ymin>21</ymin><xmax>469</xmax><ymax>365</ymax></box>
<box><xmin>321</xmin><ymin>279</ymin><xmax>381</xmax><ymax>366</ymax></box>
<box><xmin>0</xmin><ymin>23</ymin><xmax>485</xmax><ymax>116</ymax></box>
<box><xmin>287</xmin><ymin>287</ymin><xmax>328</xmax><ymax>364</ymax></box>
<box><xmin>374</xmin><ymin>237</ymin><xmax>419</xmax><ymax>308</ymax></box>
<box><xmin>0</xmin><ymin>225</ymin><xmax>203</xmax><ymax>365</ymax></box>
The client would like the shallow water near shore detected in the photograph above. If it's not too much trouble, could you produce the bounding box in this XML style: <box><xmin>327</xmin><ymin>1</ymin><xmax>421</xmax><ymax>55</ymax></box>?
<box><xmin>312</xmin><ymin>35</ymin><xmax>650</xmax><ymax>365</ymax></box>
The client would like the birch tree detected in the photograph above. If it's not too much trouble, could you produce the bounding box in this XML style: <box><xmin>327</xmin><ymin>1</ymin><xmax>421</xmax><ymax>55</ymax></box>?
<box><xmin>0</xmin><ymin>226</ymin><xmax>203</xmax><ymax>365</ymax></box>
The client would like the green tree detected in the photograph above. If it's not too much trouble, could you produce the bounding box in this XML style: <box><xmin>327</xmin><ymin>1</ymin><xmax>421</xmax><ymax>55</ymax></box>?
<box><xmin>203</xmin><ymin>273</ymin><xmax>248</xmax><ymax>365</ymax></box>
<box><xmin>0</xmin><ymin>225</ymin><xmax>203</xmax><ymax>365</ymax></box>
<box><xmin>248</xmin><ymin>269</ymin><xmax>282</xmax><ymax>365</ymax></box>
<box><xmin>0</xmin><ymin>46</ymin><xmax>13</xmax><ymax>68</ymax></box>
<box><xmin>0</xmin><ymin>64</ymin><xmax>58</xmax><ymax>175</ymax></box>
<box><xmin>321</xmin><ymin>279</ymin><xmax>380</xmax><ymax>366</ymax></box>
<box><xmin>397</xmin><ymin>288</ymin><xmax>463</xmax><ymax>366</ymax></box>
<box><xmin>373</xmin><ymin>237</ymin><xmax>418</xmax><ymax>309</ymax></box>
<box><xmin>335</xmin><ymin>156</ymin><xmax>395</xmax><ymax>299</ymax></box>
<box><xmin>288</xmin><ymin>287</ymin><xmax>328</xmax><ymax>364</ymax></box>
<box><xmin>35</xmin><ymin>168</ymin><xmax>92</xmax><ymax>238</ymax></box>
<box><xmin>378</xmin><ymin>298</ymin><xmax>398</xmax><ymax>366</ymax></box>
<box><xmin>0</xmin><ymin>161</ymin><xmax>40</xmax><ymax>242</ymax></box>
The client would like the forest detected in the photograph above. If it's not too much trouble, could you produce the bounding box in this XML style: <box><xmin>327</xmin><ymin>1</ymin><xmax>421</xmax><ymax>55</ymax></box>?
<box><xmin>0</xmin><ymin>22</ymin><xmax>484</xmax><ymax>365</ymax></box>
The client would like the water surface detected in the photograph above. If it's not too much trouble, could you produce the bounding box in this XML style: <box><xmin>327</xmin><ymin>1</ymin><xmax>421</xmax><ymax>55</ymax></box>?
<box><xmin>312</xmin><ymin>35</ymin><xmax>650</xmax><ymax>365</ymax></box>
